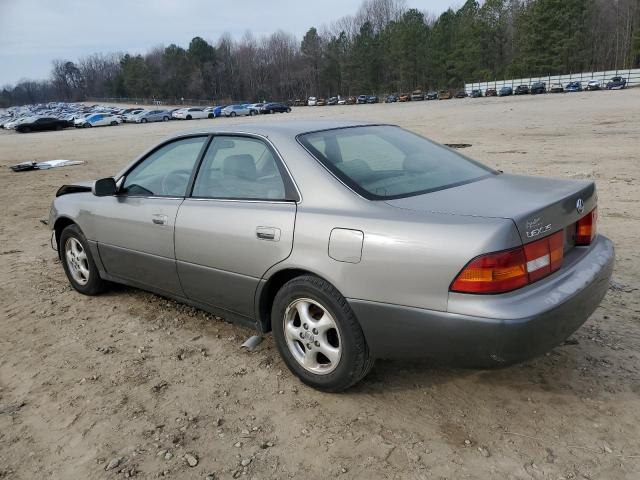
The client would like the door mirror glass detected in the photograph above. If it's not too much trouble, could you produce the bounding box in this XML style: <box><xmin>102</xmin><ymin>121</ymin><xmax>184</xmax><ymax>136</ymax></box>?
<box><xmin>93</xmin><ymin>177</ymin><xmax>117</xmax><ymax>196</ymax></box>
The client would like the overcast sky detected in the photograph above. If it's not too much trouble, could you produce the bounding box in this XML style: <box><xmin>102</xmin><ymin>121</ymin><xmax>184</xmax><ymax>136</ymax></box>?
<box><xmin>0</xmin><ymin>0</ymin><xmax>461</xmax><ymax>86</ymax></box>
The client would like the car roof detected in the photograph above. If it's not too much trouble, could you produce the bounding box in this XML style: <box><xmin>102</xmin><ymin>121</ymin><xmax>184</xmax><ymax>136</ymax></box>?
<box><xmin>172</xmin><ymin>120</ymin><xmax>374</xmax><ymax>139</ymax></box>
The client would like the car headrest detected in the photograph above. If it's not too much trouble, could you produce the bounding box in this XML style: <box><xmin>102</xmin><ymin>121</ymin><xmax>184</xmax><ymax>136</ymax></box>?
<box><xmin>403</xmin><ymin>153</ymin><xmax>439</xmax><ymax>173</ymax></box>
<box><xmin>223</xmin><ymin>154</ymin><xmax>256</xmax><ymax>180</ymax></box>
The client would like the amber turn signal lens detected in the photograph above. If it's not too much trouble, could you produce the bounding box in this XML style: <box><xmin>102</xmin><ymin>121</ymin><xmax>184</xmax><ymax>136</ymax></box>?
<box><xmin>576</xmin><ymin>208</ymin><xmax>597</xmax><ymax>246</ymax></box>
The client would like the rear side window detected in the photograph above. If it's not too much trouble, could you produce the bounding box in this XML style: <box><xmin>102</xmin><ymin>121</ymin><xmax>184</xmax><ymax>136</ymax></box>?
<box><xmin>192</xmin><ymin>136</ymin><xmax>287</xmax><ymax>200</ymax></box>
<box><xmin>298</xmin><ymin>125</ymin><xmax>494</xmax><ymax>200</ymax></box>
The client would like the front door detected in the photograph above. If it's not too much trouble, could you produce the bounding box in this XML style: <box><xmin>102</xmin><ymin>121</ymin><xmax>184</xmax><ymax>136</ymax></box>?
<box><xmin>94</xmin><ymin>135</ymin><xmax>208</xmax><ymax>296</ymax></box>
<box><xmin>175</xmin><ymin>135</ymin><xmax>298</xmax><ymax>318</ymax></box>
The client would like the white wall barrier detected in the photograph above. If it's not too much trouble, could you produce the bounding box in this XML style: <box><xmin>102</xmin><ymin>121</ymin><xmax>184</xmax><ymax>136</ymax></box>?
<box><xmin>465</xmin><ymin>68</ymin><xmax>640</xmax><ymax>93</ymax></box>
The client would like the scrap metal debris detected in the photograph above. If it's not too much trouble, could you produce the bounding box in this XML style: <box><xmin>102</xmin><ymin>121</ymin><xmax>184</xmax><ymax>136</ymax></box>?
<box><xmin>9</xmin><ymin>159</ymin><xmax>85</xmax><ymax>172</ymax></box>
<box><xmin>444</xmin><ymin>143</ymin><xmax>472</xmax><ymax>149</ymax></box>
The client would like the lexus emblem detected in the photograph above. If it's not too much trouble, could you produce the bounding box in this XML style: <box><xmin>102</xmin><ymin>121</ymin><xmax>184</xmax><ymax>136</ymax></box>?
<box><xmin>576</xmin><ymin>198</ymin><xmax>585</xmax><ymax>214</ymax></box>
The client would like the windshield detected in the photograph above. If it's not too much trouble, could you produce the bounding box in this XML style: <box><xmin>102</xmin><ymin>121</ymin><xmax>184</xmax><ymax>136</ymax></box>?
<box><xmin>298</xmin><ymin>125</ymin><xmax>495</xmax><ymax>200</ymax></box>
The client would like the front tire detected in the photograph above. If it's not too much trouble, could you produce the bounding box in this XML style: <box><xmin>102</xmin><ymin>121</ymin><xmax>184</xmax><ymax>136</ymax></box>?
<box><xmin>60</xmin><ymin>224</ymin><xmax>107</xmax><ymax>295</ymax></box>
<box><xmin>271</xmin><ymin>275</ymin><xmax>374</xmax><ymax>392</ymax></box>
<box><xmin>186</xmin><ymin>115</ymin><xmax>192</xmax><ymax>120</ymax></box>
<box><xmin>230</xmin><ymin>112</ymin><xmax>237</xmax><ymax>117</ymax></box>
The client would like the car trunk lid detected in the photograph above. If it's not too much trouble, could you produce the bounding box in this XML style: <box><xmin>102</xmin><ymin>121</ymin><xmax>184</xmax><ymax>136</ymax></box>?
<box><xmin>385</xmin><ymin>173</ymin><xmax>596</xmax><ymax>247</ymax></box>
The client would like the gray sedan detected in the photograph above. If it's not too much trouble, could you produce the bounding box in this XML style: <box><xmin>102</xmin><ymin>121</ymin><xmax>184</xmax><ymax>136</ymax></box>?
<box><xmin>49</xmin><ymin>121</ymin><xmax>614</xmax><ymax>391</ymax></box>
<box><xmin>135</xmin><ymin>109</ymin><xmax>171</xmax><ymax>123</ymax></box>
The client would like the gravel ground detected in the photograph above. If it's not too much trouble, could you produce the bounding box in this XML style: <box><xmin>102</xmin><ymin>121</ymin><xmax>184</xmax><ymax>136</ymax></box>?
<box><xmin>1</xmin><ymin>89</ymin><xmax>639</xmax><ymax>479</ymax></box>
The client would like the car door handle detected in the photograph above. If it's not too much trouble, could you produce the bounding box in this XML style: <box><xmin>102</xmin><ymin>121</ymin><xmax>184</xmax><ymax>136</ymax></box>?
<box><xmin>256</xmin><ymin>226</ymin><xmax>280</xmax><ymax>241</ymax></box>
<box><xmin>152</xmin><ymin>214</ymin><xmax>168</xmax><ymax>225</ymax></box>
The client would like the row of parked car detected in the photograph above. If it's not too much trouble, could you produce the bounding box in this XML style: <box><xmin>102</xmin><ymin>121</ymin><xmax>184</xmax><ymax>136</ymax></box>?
<box><xmin>301</xmin><ymin>76</ymin><xmax>629</xmax><ymax>106</ymax></box>
<box><xmin>468</xmin><ymin>76</ymin><xmax>628</xmax><ymax>98</ymax></box>
<box><xmin>0</xmin><ymin>101</ymin><xmax>293</xmax><ymax>134</ymax></box>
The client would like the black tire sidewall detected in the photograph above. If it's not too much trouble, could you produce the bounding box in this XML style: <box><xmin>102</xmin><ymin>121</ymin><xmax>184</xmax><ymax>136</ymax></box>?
<box><xmin>59</xmin><ymin>224</ymin><xmax>105</xmax><ymax>295</ymax></box>
<box><xmin>272</xmin><ymin>276</ymin><xmax>370</xmax><ymax>391</ymax></box>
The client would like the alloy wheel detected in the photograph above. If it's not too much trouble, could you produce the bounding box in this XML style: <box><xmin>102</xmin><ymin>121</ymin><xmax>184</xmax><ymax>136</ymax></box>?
<box><xmin>283</xmin><ymin>298</ymin><xmax>342</xmax><ymax>374</ymax></box>
<box><xmin>65</xmin><ymin>237</ymin><xmax>90</xmax><ymax>285</ymax></box>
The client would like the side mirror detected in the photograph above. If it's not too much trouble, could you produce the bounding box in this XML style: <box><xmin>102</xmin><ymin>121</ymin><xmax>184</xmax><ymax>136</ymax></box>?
<box><xmin>92</xmin><ymin>177</ymin><xmax>117</xmax><ymax>196</ymax></box>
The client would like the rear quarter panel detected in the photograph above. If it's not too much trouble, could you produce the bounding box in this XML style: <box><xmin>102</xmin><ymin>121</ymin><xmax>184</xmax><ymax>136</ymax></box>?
<box><xmin>269</xmin><ymin>202</ymin><xmax>521</xmax><ymax>312</ymax></box>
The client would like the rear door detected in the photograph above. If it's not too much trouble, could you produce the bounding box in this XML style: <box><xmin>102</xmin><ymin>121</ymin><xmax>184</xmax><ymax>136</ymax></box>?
<box><xmin>175</xmin><ymin>135</ymin><xmax>298</xmax><ymax>319</ymax></box>
<box><xmin>93</xmin><ymin>135</ymin><xmax>208</xmax><ymax>295</ymax></box>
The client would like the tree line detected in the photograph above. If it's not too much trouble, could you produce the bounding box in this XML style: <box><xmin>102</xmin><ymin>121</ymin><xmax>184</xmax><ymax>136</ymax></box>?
<box><xmin>2</xmin><ymin>0</ymin><xmax>639</xmax><ymax>107</ymax></box>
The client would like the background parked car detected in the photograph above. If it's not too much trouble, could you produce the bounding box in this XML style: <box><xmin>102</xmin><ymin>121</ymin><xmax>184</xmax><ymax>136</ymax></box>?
<box><xmin>411</xmin><ymin>89</ymin><xmax>425</xmax><ymax>101</ymax></box>
<box><xmin>438</xmin><ymin>90</ymin><xmax>452</xmax><ymax>99</ymax></box>
<box><xmin>337</xmin><ymin>98</ymin><xmax>347</xmax><ymax>105</ymax></box>
<box><xmin>203</xmin><ymin>107</ymin><xmax>218</xmax><ymax>118</ymax></box>
<box><xmin>367</xmin><ymin>95</ymin><xmax>379</xmax><ymax>103</ymax></box>
<box><xmin>316</xmin><ymin>98</ymin><xmax>327</xmax><ymax>106</ymax></box>
<box><xmin>530</xmin><ymin>82</ymin><xmax>547</xmax><ymax>94</ymax></box>
<box><xmin>222</xmin><ymin>104</ymin><xmax>257</xmax><ymax>117</ymax></box>
<box><xmin>385</xmin><ymin>94</ymin><xmax>398</xmax><ymax>103</ymax></box>
<box><xmin>399</xmin><ymin>93</ymin><xmax>410</xmax><ymax>102</ymax></box>
<box><xmin>498</xmin><ymin>86</ymin><xmax>513</xmax><ymax>96</ymax></box>
<box><xmin>123</xmin><ymin>109</ymin><xmax>145</xmax><ymax>122</ymax></box>
<box><xmin>470</xmin><ymin>89</ymin><xmax>482</xmax><ymax>98</ymax></box>
<box><xmin>549</xmin><ymin>83</ymin><xmax>564</xmax><ymax>93</ymax></box>
<box><xmin>346</xmin><ymin>96</ymin><xmax>357</xmax><ymax>105</ymax></box>
<box><xmin>74</xmin><ymin>113</ymin><xmax>94</xmax><ymax>127</ymax></box>
<box><xmin>606</xmin><ymin>76</ymin><xmax>626</xmax><ymax>89</ymax></box>
<box><xmin>426</xmin><ymin>91</ymin><xmax>438</xmax><ymax>100</ymax></box>
<box><xmin>327</xmin><ymin>97</ymin><xmax>338</xmax><ymax>105</ymax></box>
<box><xmin>586</xmin><ymin>80</ymin><xmax>601</xmax><ymax>91</ymax></box>
<box><xmin>80</xmin><ymin>113</ymin><xmax>121</xmax><ymax>127</ymax></box>
<box><xmin>565</xmin><ymin>81</ymin><xmax>582</xmax><ymax>92</ymax></box>
<box><xmin>485</xmin><ymin>88</ymin><xmax>497</xmax><ymax>97</ymax></box>
<box><xmin>15</xmin><ymin>117</ymin><xmax>71</xmax><ymax>133</ymax></box>
<box><xmin>135</xmin><ymin>109</ymin><xmax>171</xmax><ymax>123</ymax></box>
<box><xmin>515</xmin><ymin>84</ymin><xmax>530</xmax><ymax>95</ymax></box>
<box><xmin>455</xmin><ymin>90</ymin><xmax>468</xmax><ymax>98</ymax></box>
<box><xmin>307</xmin><ymin>97</ymin><xmax>317</xmax><ymax>106</ymax></box>
<box><xmin>172</xmin><ymin>107</ymin><xmax>208</xmax><ymax>120</ymax></box>
<box><xmin>259</xmin><ymin>102</ymin><xmax>291</xmax><ymax>114</ymax></box>
<box><xmin>356</xmin><ymin>95</ymin><xmax>367</xmax><ymax>104</ymax></box>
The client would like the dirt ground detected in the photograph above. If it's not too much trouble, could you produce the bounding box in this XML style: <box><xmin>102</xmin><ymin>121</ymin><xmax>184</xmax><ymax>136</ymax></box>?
<box><xmin>1</xmin><ymin>90</ymin><xmax>639</xmax><ymax>480</ymax></box>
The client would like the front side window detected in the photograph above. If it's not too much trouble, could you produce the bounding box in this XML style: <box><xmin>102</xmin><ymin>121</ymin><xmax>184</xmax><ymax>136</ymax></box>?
<box><xmin>192</xmin><ymin>136</ymin><xmax>287</xmax><ymax>200</ymax></box>
<box><xmin>299</xmin><ymin>125</ymin><xmax>494</xmax><ymax>200</ymax></box>
<box><xmin>122</xmin><ymin>136</ymin><xmax>207</xmax><ymax>197</ymax></box>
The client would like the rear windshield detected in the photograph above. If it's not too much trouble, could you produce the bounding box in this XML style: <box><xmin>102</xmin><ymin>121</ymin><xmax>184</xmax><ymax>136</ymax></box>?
<box><xmin>298</xmin><ymin>125</ymin><xmax>495</xmax><ymax>200</ymax></box>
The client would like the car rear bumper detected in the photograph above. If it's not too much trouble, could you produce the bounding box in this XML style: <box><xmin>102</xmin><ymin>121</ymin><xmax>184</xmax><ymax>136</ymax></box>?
<box><xmin>349</xmin><ymin>235</ymin><xmax>614</xmax><ymax>365</ymax></box>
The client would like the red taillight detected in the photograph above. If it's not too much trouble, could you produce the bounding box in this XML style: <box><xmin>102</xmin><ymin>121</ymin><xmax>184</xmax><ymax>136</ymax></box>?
<box><xmin>575</xmin><ymin>208</ymin><xmax>597</xmax><ymax>245</ymax></box>
<box><xmin>451</xmin><ymin>231</ymin><xmax>565</xmax><ymax>294</ymax></box>
<box><xmin>450</xmin><ymin>247</ymin><xmax>528</xmax><ymax>294</ymax></box>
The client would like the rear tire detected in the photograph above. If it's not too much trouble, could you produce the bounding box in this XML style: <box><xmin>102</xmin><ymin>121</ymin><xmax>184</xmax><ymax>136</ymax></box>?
<box><xmin>230</xmin><ymin>112</ymin><xmax>236</xmax><ymax>117</ymax></box>
<box><xmin>163</xmin><ymin>116</ymin><xmax>169</xmax><ymax>121</ymax></box>
<box><xmin>141</xmin><ymin>118</ymin><xmax>147</xmax><ymax>123</ymax></box>
<box><xmin>110</xmin><ymin>121</ymin><xmax>118</xmax><ymax>126</ymax></box>
<box><xmin>271</xmin><ymin>275</ymin><xmax>374</xmax><ymax>392</ymax></box>
<box><xmin>59</xmin><ymin>224</ymin><xmax>108</xmax><ymax>296</ymax></box>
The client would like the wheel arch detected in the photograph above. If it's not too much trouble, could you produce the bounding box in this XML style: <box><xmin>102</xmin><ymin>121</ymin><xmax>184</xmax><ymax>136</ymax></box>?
<box><xmin>256</xmin><ymin>268</ymin><xmax>338</xmax><ymax>333</ymax></box>
<box><xmin>53</xmin><ymin>216</ymin><xmax>77</xmax><ymax>257</ymax></box>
